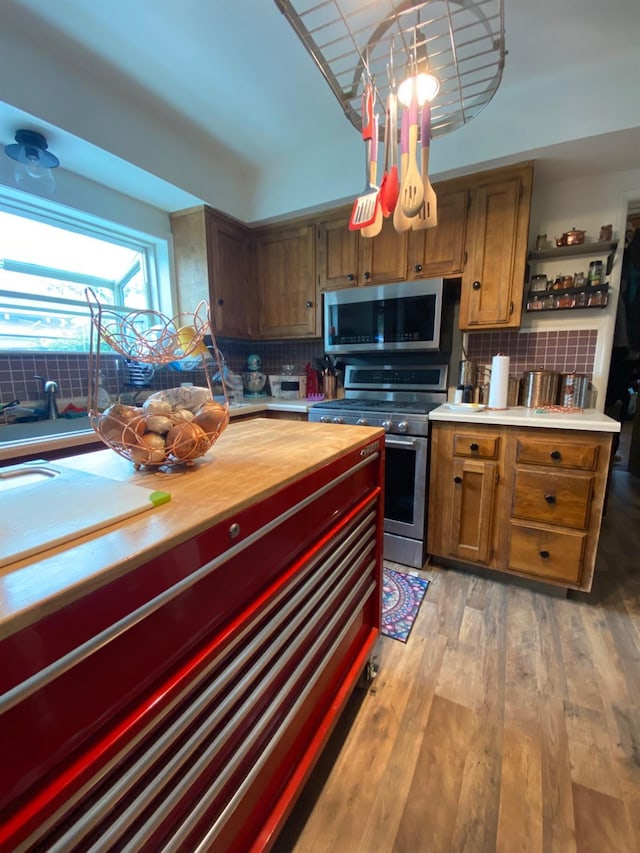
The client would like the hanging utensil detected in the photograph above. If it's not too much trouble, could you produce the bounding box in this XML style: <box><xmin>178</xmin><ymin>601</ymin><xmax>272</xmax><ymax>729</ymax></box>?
<box><xmin>349</xmin><ymin>83</ymin><xmax>378</xmax><ymax>231</ymax></box>
<box><xmin>413</xmin><ymin>102</ymin><xmax>438</xmax><ymax>230</ymax></box>
<box><xmin>399</xmin><ymin>75</ymin><xmax>424</xmax><ymax>218</ymax></box>
<box><xmin>379</xmin><ymin>91</ymin><xmax>399</xmax><ymax>218</ymax></box>
<box><xmin>393</xmin><ymin>106</ymin><xmax>413</xmax><ymax>233</ymax></box>
<box><xmin>361</xmin><ymin>112</ymin><xmax>383</xmax><ymax>238</ymax></box>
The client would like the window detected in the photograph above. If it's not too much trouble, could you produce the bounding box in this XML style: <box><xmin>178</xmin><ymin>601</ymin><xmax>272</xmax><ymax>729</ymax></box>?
<box><xmin>0</xmin><ymin>202</ymin><xmax>166</xmax><ymax>353</ymax></box>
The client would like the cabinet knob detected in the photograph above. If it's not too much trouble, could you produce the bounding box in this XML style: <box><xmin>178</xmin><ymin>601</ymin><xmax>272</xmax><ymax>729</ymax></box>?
<box><xmin>363</xmin><ymin>271</ymin><xmax>371</xmax><ymax>280</ymax></box>
<box><xmin>539</xmin><ymin>549</ymin><xmax>550</xmax><ymax>559</ymax></box>
<box><xmin>472</xmin><ymin>280</ymin><xmax>481</xmax><ymax>290</ymax></box>
<box><xmin>414</xmin><ymin>264</ymin><xmax>423</xmax><ymax>273</ymax></box>
<box><xmin>469</xmin><ymin>442</ymin><xmax>479</xmax><ymax>452</ymax></box>
<box><xmin>305</xmin><ymin>301</ymin><xmax>313</xmax><ymax>308</ymax></box>
<box><xmin>544</xmin><ymin>494</ymin><xmax>556</xmax><ymax>504</ymax></box>
<box><xmin>454</xmin><ymin>475</ymin><xmax>463</xmax><ymax>484</ymax></box>
<box><xmin>229</xmin><ymin>522</ymin><xmax>241</xmax><ymax>540</ymax></box>
<box><xmin>550</xmin><ymin>450</ymin><xmax>561</xmax><ymax>460</ymax></box>
<box><xmin>217</xmin><ymin>298</ymin><xmax>224</xmax><ymax>306</ymax></box>
<box><xmin>347</xmin><ymin>273</ymin><xmax>355</xmax><ymax>281</ymax></box>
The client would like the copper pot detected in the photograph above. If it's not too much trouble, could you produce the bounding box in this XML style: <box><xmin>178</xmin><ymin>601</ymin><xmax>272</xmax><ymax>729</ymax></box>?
<box><xmin>555</xmin><ymin>228</ymin><xmax>586</xmax><ymax>247</ymax></box>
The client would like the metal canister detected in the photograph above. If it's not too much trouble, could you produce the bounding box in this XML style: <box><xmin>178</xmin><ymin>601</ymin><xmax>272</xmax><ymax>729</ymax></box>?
<box><xmin>522</xmin><ymin>370</ymin><xmax>560</xmax><ymax>408</ymax></box>
<box><xmin>507</xmin><ymin>376</ymin><xmax>521</xmax><ymax>407</ymax></box>
<box><xmin>559</xmin><ymin>372</ymin><xmax>589</xmax><ymax>408</ymax></box>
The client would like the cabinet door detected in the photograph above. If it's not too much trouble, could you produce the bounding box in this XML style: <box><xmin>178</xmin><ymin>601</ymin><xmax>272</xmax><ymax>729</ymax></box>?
<box><xmin>448</xmin><ymin>458</ymin><xmax>498</xmax><ymax>564</ymax></box>
<box><xmin>406</xmin><ymin>188</ymin><xmax>467</xmax><ymax>278</ymax></box>
<box><xmin>459</xmin><ymin>167</ymin><xmax>532</xmax><ymax>329</ymax></box>
<box><xmin>208</xmin><ymin>213</ymin><xmax>252</xmax><ymax>337</ymax></box>
<box><xmin>360</xmin><ymin>216</ymin><xmax>408</xmax><ymax>285</ymax></box>
<box><xmin>317</xmin><ymin>214</ymin><xmax>359</xmax><ymax>290</ymax></box>
<box><xmin>256</xmin><ymin>224</ymin><xmax>318</xmax><ymax>338</ymax></box>
<box><xmin>318</xmin><ymin>213</ymin><xmax>407</xmax><ymax>289</ymax></box>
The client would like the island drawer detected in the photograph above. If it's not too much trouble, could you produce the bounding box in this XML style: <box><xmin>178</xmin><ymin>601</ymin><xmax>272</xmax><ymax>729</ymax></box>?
<box><xmin>514</xmin><ymin>437</ymin><xmax>599</xmax><ymax>470</ymax></box>
<box><xmin>511</xmin><ymin>469</ymin><xmax>594</xmax><ymax>529</ymax></box>
<box><xmin>508</xmin><ymin>521</ymin><xmax>586</xmax><ymax>584</ymax></box>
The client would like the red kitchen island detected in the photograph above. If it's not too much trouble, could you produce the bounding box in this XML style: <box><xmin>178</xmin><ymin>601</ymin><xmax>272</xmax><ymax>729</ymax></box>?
<box><xmin>0</xmin><ymin>418</ymin><xmax>384</xmax><ymax>851</ymax></box>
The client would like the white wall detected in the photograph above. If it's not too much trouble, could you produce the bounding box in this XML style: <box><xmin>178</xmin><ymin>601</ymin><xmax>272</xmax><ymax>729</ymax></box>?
<box><xmin>525</xmin><ymin>166</ymin><xmax>640</xmax><ymax>409</ymax></box>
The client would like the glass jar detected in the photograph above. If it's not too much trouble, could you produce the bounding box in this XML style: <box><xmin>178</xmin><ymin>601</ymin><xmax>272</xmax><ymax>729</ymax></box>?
<box><xmin>588</xmin><ymin>260</ymin><xmax>603</xmax><ymax>286</ymax></box>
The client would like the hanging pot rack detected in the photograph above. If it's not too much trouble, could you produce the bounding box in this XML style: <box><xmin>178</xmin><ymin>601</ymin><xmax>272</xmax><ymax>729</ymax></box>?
<box><xmin>274</xmin><ymin>0</ymin><xmax>505</xmax><ymax>137</ymax></box>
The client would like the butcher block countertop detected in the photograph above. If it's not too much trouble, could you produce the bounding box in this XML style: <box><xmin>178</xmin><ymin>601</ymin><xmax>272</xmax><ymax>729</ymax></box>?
<box><xmin>0</xmin><ymin>418</ymin><xmax>383</xmax><ymax>642</ymax></box>
<box><xmin>429</xmin><ymin>405</ymin><xmax>621</xmax><ymax>432</ymax></box>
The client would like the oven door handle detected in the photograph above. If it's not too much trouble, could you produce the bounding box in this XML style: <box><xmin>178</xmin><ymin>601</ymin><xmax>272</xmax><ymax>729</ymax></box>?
<box><xmin>385</xmin><ymin>437</ymin><xmax>420</xmax><ymax>448</ymax></box>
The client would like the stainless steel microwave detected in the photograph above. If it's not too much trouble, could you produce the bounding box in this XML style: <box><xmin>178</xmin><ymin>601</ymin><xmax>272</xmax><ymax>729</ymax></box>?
<box><xmin>323</xmin><ymin>279</ymin><xmax>444</xmax><ymax>354</ymax></box>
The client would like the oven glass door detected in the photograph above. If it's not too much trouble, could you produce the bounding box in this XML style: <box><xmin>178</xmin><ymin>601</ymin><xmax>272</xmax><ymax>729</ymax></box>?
<box><xmin>383</xmin><ymin>435</ymin><xmax>428</xmax><ymax>539</ymax></box>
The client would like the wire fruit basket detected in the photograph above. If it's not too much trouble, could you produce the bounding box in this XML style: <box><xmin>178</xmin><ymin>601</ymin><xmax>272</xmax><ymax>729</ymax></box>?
<box><xmin>85</xmin><ymin>288</ymin><xmax>229</xmax><ymax>469</ymax></box>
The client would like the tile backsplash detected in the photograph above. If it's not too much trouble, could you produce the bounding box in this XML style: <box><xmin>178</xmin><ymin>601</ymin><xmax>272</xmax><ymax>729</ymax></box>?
<box><xmin>0</xmin><ymin>338</ymin><xmax>326</xmax><ymax>412</ymax></box>
<box><xmin>466</xmin><ymin>329</ymin><xmax>598</xmax><ymax>378</ymax></box>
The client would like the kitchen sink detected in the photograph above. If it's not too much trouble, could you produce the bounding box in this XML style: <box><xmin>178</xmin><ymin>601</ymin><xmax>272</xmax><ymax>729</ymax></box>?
<box><xmin>0</xmin><ymin>416</ymin><xmax>92</xmax><ymax>443</ymax></box>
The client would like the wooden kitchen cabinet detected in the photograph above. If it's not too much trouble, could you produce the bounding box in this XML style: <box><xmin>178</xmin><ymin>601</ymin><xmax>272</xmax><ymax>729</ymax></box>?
<box><xmin>459</xmin><ymin>163</ymin><xmax>533</xmax><ymax>330</ymax></box>
<box><xmin>170</xmin><ymin>206</ymin><xmax>252</xmax><ymax>337</ymax></box>
<box><xmin>406</xmin><ymin>187</ymin><xmax>468</xmax><ymax>279</ymax></box>
<box><xmin>317</xmin><ymin>208</ymin><xmax>407</xmax><ymax>290</ymax></box>
<box><xmin>254</xmin><ymin>222</ymin><xmax>318</xmax><ymax>338</ymax></box>
<box><xmin>428</xmin><ymin>420</ymin><xmax>612</xmax><ymax>591</ymax></box>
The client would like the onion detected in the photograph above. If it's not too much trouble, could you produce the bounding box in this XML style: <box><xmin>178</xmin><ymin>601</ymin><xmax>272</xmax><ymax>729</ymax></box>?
<box><xmin>166</xmin><ymin>421</ymin><xmax>208</xmax><ymax>461</ymax></box>
<box><xmin>144</xmin><ymin>413</ymin><xmax>174</xmax><ymax>434</ymax></box>
<box><xmin>172</xmin><ymin>407</ymin><xmax>194</xmax><ymax>423</ymax></box>
<box><xmin>192</xmin><ymin>400</ymin><xmax>228</xmax><ymax>436</ymax></box>
<box><xmin>143</xmin><ymin>397</ymin><xmax>173</xmax><ymax>415</ymax></box>
<box><xmin>99</xmin><ymin>403</ymin><xmax>145</xmax><ymax>445</ymax></box>
<box><xmin>129</xmin><ymin>431</ymin><xmax>167</xmax><ymax>466</ymax></box>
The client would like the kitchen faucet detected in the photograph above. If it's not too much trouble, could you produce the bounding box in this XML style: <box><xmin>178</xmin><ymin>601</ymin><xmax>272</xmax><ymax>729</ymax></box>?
<box><xmin>34</xmin><ymin>375</ymin><xmax>60</xmax><ymax>420</ymax></box>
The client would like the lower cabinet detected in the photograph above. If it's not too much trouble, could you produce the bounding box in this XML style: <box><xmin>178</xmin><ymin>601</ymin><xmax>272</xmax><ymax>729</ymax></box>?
<box><xmin>428</xmin><ymin>421</ymin><xmax>613</xmax><ymax>590</ymax></box>
<box><xmin>0</xmin><ymin>444</ymin><xmax>383</xmax><ymax>851</ymax></box>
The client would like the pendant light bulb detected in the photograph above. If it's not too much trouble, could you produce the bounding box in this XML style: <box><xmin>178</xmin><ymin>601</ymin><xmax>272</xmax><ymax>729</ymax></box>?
<box><xmin>397</xmin><ymin>71</ymin><xmax>440</xmax><ymax>108</ymax></box>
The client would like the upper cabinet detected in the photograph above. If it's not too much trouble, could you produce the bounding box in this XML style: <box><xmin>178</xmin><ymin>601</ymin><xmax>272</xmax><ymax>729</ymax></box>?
<box><xmin>406</xmin><ymin>187</ymin><xmax>468</xmax><ymax>280</ymax></box>
<box><xmin>254</xmin><ymin>222</ymin><xmax>318</xmax><ymax>338</ymax></box>
<box><xmin>317</xmin><ymin>210</ymin><xmax>407</xmax><ymax>290</ymax></box>
<box><xmin>459</xmin><ymin>163</ymin><xmax>534</xmax><ymax>330</ymax></box>
<box><xmin>170</xmin><ymin>206</ymin><xmax>252</xmax><ymax>338</ymax></box>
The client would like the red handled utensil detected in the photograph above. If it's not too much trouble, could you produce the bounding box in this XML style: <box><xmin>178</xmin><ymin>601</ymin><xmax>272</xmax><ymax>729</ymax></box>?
<box><xmin>349</xmin><ymin>83</ymin><xmax>379</xmax><ymax>231</ymax></box>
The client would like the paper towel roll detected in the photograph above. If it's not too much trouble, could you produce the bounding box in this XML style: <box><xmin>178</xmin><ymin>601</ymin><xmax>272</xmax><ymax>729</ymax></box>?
<box><xmin>488</xmin><ymin>354</ymin><xmax>510</xmax><ymax>409</ymax></box>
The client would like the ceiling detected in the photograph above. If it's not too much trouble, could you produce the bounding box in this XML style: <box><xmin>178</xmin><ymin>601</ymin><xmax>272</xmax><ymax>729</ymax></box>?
<box><xmin>0</xmin><ymin>0</ymin><xmax>639</xmax><ymax>222</ymax></box>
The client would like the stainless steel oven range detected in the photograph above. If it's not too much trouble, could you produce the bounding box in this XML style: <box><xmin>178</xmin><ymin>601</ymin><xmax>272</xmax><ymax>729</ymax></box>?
<box><xmin>308</xmin><ymin>359</ymin><xmax>448</xmax><ymax>568</ymax></box>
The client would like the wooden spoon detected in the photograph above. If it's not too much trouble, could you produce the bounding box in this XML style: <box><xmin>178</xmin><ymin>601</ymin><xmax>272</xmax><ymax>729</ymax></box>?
<box><xmin>413</xmin><ymin>102</ymin><xmax>438</xmax><ymax>230</ymax></box>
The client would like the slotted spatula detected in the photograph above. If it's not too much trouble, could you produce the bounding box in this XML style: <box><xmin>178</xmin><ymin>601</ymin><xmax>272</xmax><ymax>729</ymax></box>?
<box><xmin>399</xmin><ymin>77</ymin><xmax>424</xmax><ymax>218</ymax></box>
<box><xmin>413</xmin><ymin>102</ymin><xmax>438</xmax><ymax>230</ymax></box>
<box><xmin>349</xmin><ymin>84</ymin><xmax>378</xmax><ymax>231</ymax></box>
<box><xmin>361</xmin><ymin>113</ymin><xmax>383</xmax><ymax>238</ymax></box>
<box><xmin>393</xmin><ymin>106</ymin><xmax>413</xmax><ymax>233</ymax></box>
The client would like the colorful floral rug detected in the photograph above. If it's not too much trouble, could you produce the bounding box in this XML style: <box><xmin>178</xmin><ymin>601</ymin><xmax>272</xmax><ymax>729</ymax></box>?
<box><xmin>381</xmin><ymin>568</ymin><xmax>430</xmax><ymax>643</ymax></box>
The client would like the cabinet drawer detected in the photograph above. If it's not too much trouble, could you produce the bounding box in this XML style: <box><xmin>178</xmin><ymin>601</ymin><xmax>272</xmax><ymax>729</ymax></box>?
<box><xmin>515</xmin><ymin>437</ymin><xmax>599</xmax><ymax>470</ymax></box>
<box><xmin>509</xmin><ymin>521</ymin><xmax>586</xmax><ymax>584</ymax></box>
<box><xmin>452</xmin><ymin>433</ymin><xmax>499</xmax><ymax>459</ymax></box>
<box><xmin>511</xmin><ymin>469</ymin><xmax>593</xmax><ymax>529</ymax></box>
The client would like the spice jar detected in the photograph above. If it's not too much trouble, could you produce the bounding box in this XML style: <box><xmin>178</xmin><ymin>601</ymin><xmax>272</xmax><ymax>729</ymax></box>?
<box><xmin>588</xmin><ymin>260</ymin><xmax>603</xmax><ymax>286</ymax></box>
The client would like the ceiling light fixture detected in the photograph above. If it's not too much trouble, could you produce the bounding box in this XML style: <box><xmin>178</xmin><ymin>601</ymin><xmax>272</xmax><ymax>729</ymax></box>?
<box><xmin>4</xmin><ymin>129</ymin><xmax>60</xmax><ymax>194</ymax></box>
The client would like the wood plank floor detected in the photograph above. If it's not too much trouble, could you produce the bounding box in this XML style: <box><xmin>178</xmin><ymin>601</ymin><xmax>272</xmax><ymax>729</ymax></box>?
<box><xmin>274</xmin><ymin>425</ymin><xmax>640</xmax><ymax>853</ymax></box>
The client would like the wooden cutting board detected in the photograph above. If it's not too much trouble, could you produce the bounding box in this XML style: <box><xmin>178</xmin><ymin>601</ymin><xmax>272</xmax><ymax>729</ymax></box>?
<box><xmin>0</xmin><ymin>461</ymin><xmax>170</xmax><ymax>568</ymax></box>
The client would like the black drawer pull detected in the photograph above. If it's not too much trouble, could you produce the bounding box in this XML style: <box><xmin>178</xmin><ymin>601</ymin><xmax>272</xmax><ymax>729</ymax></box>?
<box><xmin>544</xmin><ymin>494</ymin><xmax>556</xmax><ymax>504</ymax></box>
<box><xmin>539</xmin><ymin>549</ymin><xmax>550</xmax><ymax>559</ymax></box>
<box><xmin>217</xmin><ymin>297</ymin><xmax>224</xmax><ymax>306</ymax></box>
<box><xmin>454</xmin><ymin>476</ymin><xmax>463</xmax><ymax>484</ymax></box>
<box><xmin>347</xmin><ymin>273</ymin><xmax>355</xmax><ymax>281</ymax></box>
<box><xmin>414</xmin><ymin>263</ymin><xmax>423</xmax><ymax>273</ymax></box>
<box><xmin>469</xmin><ymin>442</ymin><xmax>479</xmax><ymax>452</ymax></box>
<box><xmin>550</xmin><ymin>450</ymin><xmax>561</xmax><ymax>460</ymax></box>
<box><xmin>363</xmin><ymin>271</ymin><xmax>371</xmax><ymax>280</ymax></box>
<box><xmin>472</xmin><ymin>280</ymin><xmax>481</xmax><ymax>290</ymax></box>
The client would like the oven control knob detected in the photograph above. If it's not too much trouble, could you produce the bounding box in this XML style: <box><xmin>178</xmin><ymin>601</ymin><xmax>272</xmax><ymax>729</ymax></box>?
<box><xmin>382</xmin><ymin>419</ymin><xmax>392</xmax><ymax>432</ymax></box>
<box><xmin>332</xmin><ymin>416</ymin><xmax>344</xmax><ymax>424</ymax></box>
<box><xmin>397</xmin><ymin>420</ymin><xmax>409</xmax><ymax>434</ymax></box>
<box><xmin>356</xmin><ymin>418</ymin><xmax>368</xmax><ymax>426</ymax></box>
<box><xmin>320</xmin><ymin>416</ymin><xmax>332</xmax><ymax>423</ymax></box>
